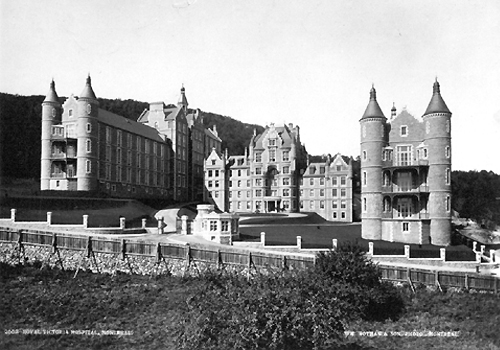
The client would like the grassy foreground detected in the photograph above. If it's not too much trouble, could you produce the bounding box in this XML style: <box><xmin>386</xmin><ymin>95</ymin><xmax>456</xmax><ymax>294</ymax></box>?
<box><xmin>1</xmin><ymin>262</ymin><xmax>499</xmax><ymax>350</ymax></box>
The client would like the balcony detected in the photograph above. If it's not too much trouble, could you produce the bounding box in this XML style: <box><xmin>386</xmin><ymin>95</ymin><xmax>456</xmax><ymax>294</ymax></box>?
<box><xmin>382</xmin><ymin>184</ymin><xmax>429</xmax><ymax>194</ymax></box>
<box><xmin>381</xmin><ymin>212</ymin><xmax>430</xmax><ymax>220</ymax></box>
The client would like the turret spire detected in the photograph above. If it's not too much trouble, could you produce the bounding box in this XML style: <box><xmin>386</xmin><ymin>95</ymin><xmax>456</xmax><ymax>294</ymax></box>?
<box><xmin>178</xmin><ymin>84</ymin><xmax>188</xmax><ymax>110</ymax></box>
<box><xmin>424</xmin><ymin>79</ymin><xmax>450</xmax><ymax>116</ymax></box>
<box><xmin>361</xmin><ymin>85</ymin><xmax>386</xmax><ymax>120</ymax></box>
<box><xmin>43</xmin><ymin>79</ymin><xmax>59</xmax><ymax>103</ymax></box>
<box><xmin>79</xmin><ymin>74</ymin><xmax>97</xmax><ymax>100</ymax></box>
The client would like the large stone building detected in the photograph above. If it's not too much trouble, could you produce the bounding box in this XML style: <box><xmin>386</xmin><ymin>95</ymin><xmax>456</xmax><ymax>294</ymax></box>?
<box><xmin>40</xmin><ymin>76</ymin><xmax>221</xmax><ymax>202</ymax></box>
<box><xmin>204</xmin><ymin>123</ymin><xmax>355</xmax><ymax>222</ymax></box>
<box><xmin>360</xmin><ymin>80</ymin><xmax>452</xmax><ymax>245</ymax></box>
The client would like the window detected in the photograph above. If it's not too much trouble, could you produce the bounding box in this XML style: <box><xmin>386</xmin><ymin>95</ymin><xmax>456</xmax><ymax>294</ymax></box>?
<box><xmin>215</xmin><ymin>170</ymin><xmax>219</xmax><ymax>177</ymax></box>
<box><xmin>309</xmin><ymin>201</ymin><xmax>314</xmax><ymax>209</ymax></box>
<box><xmin>68</xmin><ymin>109</ymin><xmax>73</xmax><ymax>117</ymax></box>
<box><xmin>423</xmin><ymin>148</ymin><xmax>428</xmax><ymax>158</ymax></box>
<box><xmin>255</xmin><ymin>179</ymin><xmax>262</xmax><ymax>186</ymax></box>
<box><xmin>255</xmin><ymin>152</ymin><xmax>262</xmax><ymax>162</ymax></box>
<box><xmin>400</xmin><ymin>125</ymin><xmax>408</xmax><ymax>136</ymax></box>
<box><xmin>341</xmin><ymin>200</ymin><xmax>346</xmax><ymax>209</ymax></box>
<box><xmin>320</xmin><ymin>178</ymin><xmax>325</xmax><ymax>185</ymax></box>
<box><xmin>332</xmin><ymin>177</ymin><xmax>338</xmax><ymax>186</ymax></box>
<box><xmin>247</xmin><ymin>180</ymin><xmax>251</xmax><ymax>187</ymax></box>
<box><xmin>341</xmin><ymin>176</ymin><xmax>346</xmax><ymax>186</ymax></box>
<box><xmin>208</xmin><ymin>181</ymin><xmax>212</xmax><ymax>188</ymax></box>
<box><xmin>320</xmin><ymin>200</ymin><xmax>325</xmax><ymax>209</ymax></box>
<box><xmin>309</xmin><ymin>189</ymin><xmax>314</xmax><ymax>197</ymax></box>
<box><xmin>402</xmin><ymin>222</ymin><xmax>409</xmax><ymax>232</ymax></box>
<box><xmin>86</xmin><ymin>123</ymin><xmax>92</xmax><ymax>133</ymax></box>
<box><xmin>332</xmin><ymin>189</ymin><xmax>338</xmax><ymax>197</ymax></box>
<box><xmin>333</xmin><ymin>212</ymin><xmax>337</xmax><ymax>219</ymax></box>
<box><xmin>341</xmin><ymin>188</ymin><xmax>346</xmax><ymax>197</ymax></box>
<box><xmin>282</xmin><ymin>151</ymin><xmax>289</xmax><ymax>161</ymax></box>
<box><xmin>208</xmin><ymin>170</ymin><xmax>213</xmax><ymax>177</ymax></box>
<box><xmin>268</xmin><ymin>139</ymin><xmax>276</xmax><ymax>146</ymax></box>
<box><xmin>363</xmin><ymin>171</ymin><xmax>367</xmax><ymax>186</ymax></box>
<box><xmin>283</xmin><ymin>178</ymin><xmax>290</xmax><ymax>186</ymax></box>
<box><xmin>332</xmin><ymin>201</ymin><xmax>338</xmax><ymax>209</ymax></box>
<box><xmin>283</xmin><ymin>166</ymin><xmax>290</xmax><ymax>174</ymax></box>
<box><xmin>341</xmin><ymin>212</ymin><xmax>346</xmax><ymax>219</ymax></box>
<box><xmin>445</xmin><ymin>146</ymin><xmax>450</xmax><ymax>158</ymax></box>
<box><xmin>215</xmin><ymin>180</ymin><xmax>219</xmax><ymax>188</ymax></box>
<box><xmin>237</xmin><ymin>180</ymin><xmax>241</xmax><ymax>187</ymax></box>
<box><xmin>363</xmin><ymin>150</ymin><xmax>367</xmax><ymax>160</ymax></box>
<box><xmin>310</xmin><ymin>178</ymin><xmax>314</xmax><ymax>186</ymax></box>
<box><xmin>237</xmin><ymin>191</ymin><xmax>241</xmax><ymax>198</ymax></box>
<box><xmin>283</xmin><ymin>189</ymin><xmax>290</xmax><ymax>196</ymax></box>
<box><xmin>269</xmin><ymin>149</ymin><xmax>276</xmax><ymax>162</ymax></box>
<box><xmin>106</xmin><ymin>127</ymin><xmax>111</xmax><ymax>143</ymax></box>
<box><xmin>255</xmin><ymin>167</ymin><xmax>262</xmax><ymax>175</ymax></box>
<box><xmin>85</xmin><ymin>140</ymin><xmax>91</xmax><ymax>153</ymax></box>
<box><xmin>363</xmin><ymin>198</ymin><xmax>366</xmax><ymax>212</ymax></box>
<box><xmin>221</xmin><ymin>221</ymin><xmax>229</xmax><ymax>231</ymax></box>
<box><xmin>397</xmin><ymin>145</ymin><xmax>412</xmax><ymax>166</ymax></box>
<box><xmin>320</xmin><ymin>189</ymin><xmax>324</xmax><ymax>196</ymax></box>
<box><xmin>256</xmin><ymin>190</ymin><xmax>262</xmax><ymax>197</ymax></box>
<box><xmin>210</xmin><ymin>221</ymin><xmax>217</xmax><ymax>231</ymax></box>
<box><xmin>300</xmin><ymin>201</ymin><xmax>304</xmax><ymax>209</ymax></box>
<box><xmin>445</xmin><ymin>168</ymin><xmax>451</xmax><ymax>185</ymax></box>
<box><xmin>86</xmin><ymin>160</ymin><xmax>91</xmax><ymax>174</ymax></box>
<box><xmin>446</xmin><ymin>196</ymin><xmax>450</xmax><ymax>212</ymax></box>
<box><xmin>117</xmin><ymin>148</ymin><xmax>122</xmax><ymax>164</ymax></box>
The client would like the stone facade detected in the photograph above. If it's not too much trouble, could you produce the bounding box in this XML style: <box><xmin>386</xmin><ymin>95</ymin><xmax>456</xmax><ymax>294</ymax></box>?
<box><xmin>41</xmin><ymin>78</ymin><xmax>221</xmax><ymax>202</ymax></box>
<box><xmin>360</xmin><ymin>80</ymin><xmax>452</xmax><ymax>245</ymax></box>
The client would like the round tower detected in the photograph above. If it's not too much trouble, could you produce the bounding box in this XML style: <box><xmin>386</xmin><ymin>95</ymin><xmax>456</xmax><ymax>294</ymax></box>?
<box><xmin>76</xmin><ymin>75</ymin><xmax>99</xmax><ymax>191</ymax></box>
<box><xmin>41</xmin><ymin>80</ymin><xmax>61</xmax><ymax>190</ymax></box>
<box><xmin>423</xmin><ymin>79</ymin><xmax>452</xmax><ymax>245</ymax></box>
<box><xmin>360</xmin><ymin>86</ymin><xmax>387</xmax><ymax>240</ymax></box>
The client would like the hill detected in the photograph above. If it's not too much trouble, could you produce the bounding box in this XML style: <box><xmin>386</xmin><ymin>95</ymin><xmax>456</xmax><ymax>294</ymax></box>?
<box><xmin>0</xmin><ymin>93</ymin><xmax>264</xmax><ymax>180</ymax></box>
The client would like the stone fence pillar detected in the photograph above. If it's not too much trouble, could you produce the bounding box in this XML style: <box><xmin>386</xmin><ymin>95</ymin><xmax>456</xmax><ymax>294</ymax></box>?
<box><xmin>332</xmin><ymin>239</ymin><xmax>338</xmax><ymax>250</ymax></box>
<box><xmin>47</xmin><ymin>212</ymin><xmax>52</xmax><ymax>226</ymax></box>
<box><xmin>440</xmin><ymin>248</ymin><xmax>446</xmax><ymax>260</ymax></box>
<box><xmin>181</xmin><ymin>215</ymin><xmax>189</xmax><ymax>235</ymax></box>
<box><xmin>473</xmin><ymin>241</ymin><xmax>477</xmax><ymax>252</ymax></box>
<box><xmin>10</xmin><ymin>209</ymin><xmax>16</xmax><ymax>222</ymax></box>
<box><xmin>157</xmin><ymin>217</ymin><xmax>164</xmax><ymax>234</ymax></box>
<box><xmin>404</xmin><ymin>245</ymin><xmax>410</xmax><ymax>258</ymax></box>
<box><xmin>120</xmin><ymin>217</ymin><xmax>126</xmax><ymax>230</ymax></box>
<box><xmin>260</xmin><ymin>232</ymin><xmax>266</xmax><ymax>245</ymax></box>
<box><xmin>142</xmin><ymin>218</ymin><xmax>147</xmax><ymax>229</ymax></box>
<box><xmin>296</xmin><ymin>235</ymin><xmax>302</xmax><ymax>250</ymax></box>
<box><xmin>83</xmin><ymin>215</ymin><xmax>89</xmax><ymax>229</ymax></box>
<box><xmin>368</xmin><ymin>242</ymin><xmax>374</xmax><ymax>255</ymax></box>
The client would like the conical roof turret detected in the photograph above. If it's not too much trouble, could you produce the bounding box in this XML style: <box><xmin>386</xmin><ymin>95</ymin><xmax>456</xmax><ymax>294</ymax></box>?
<box><xmin>79</xmin><ymin>74</ymin><xmax>97</xmax><ymax>100</ymax></box>
<box><xmin>43</xmin><ymin>79</ymin><xmax>60</xmax><ymax>104</ymax></box>
<box><xmin>178</xmin><ymin>85</ymin><xmax>188</xmax><ymax>109</ymax></box>
<box><xmin>360</xmin><ymin>85</ymin><xmax>386</xmax><ymax>120</ymax></box>
<box><xmin>423</xmin><ymin>79</ymin><xmax>450</xmax><ymax>116</ymax></box>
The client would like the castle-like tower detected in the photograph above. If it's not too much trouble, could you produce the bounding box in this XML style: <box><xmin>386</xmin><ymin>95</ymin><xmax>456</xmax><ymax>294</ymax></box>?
<box><xmin>359</xmin><ymin>86</ymin><xmax>386</xmax><ymax>240</ymax></box>
<box><xmin>40</xmin><ymin>80</ymin><xmax>62</xmax><ymax>190</ymax></box>
<box><xmin>360</xmin><ymin>80</ymin><xmax>452</xmax><ymax>246</ymax></box>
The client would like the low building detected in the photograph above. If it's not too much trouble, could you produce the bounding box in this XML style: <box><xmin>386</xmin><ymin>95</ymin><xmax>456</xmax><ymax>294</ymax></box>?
<box><xmin>189</xmin><ymin>204</ymin><xmax>240</xmax><ymax>245</ymax></box>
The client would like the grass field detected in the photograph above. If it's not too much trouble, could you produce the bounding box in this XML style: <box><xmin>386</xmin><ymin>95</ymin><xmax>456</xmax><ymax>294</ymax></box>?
<box><xmin>1</xmin><ymin>262</ymin><xmax>499</xmax><ymax>350</ymax></box>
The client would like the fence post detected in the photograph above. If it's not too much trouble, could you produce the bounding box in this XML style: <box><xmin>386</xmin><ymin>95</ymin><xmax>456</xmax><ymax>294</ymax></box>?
<box><xmin>332</xmin><ymin>239</ymin><xmax>338</xmax><ymax>251</ymax></box>
<box><xmin>47</xmin><ymin>212</ymin><xmax>52</xmax><ymax>226</ymax></box>
<box><xmin>296</xmin><ymin>236</ymin><xmax>302</xmax><ymax>250</ymax></box>
<box><xmin>121</xmin><ymin>239</ymin><xmax>126</xmax><ymax>260</ymax></box>
<box><xmin>260</xmin><ymin>232</ymin><xmax>266</xmax><ymax>246</ymax></box>
<box><xmin>87</xmin><ymin>236</ymin><xmax>92</xmax><ymax>258</ymax></box>
<box><xmin>158</xmin><ymin>217</ymin><xmax>164</xmax><ymax>234</ymax></box>
<box><xmin>120</xmin><ymin>217</ymin><xmax>126</xmax><ymax>230</ymax></box>
<box><xmin>11</xmin><ymin>209</ymin><xmax>16</xmax><ymax>222</ymax></box>
<box><xmin>440</xmin><ymin>248</ymin><xmax>446</xmax><ymax>261</ymax></box>
<box><xmin>83</xmin><ymin>215</ymin><xmax>89</xmax><ymax>229</ymax></box>
<box><xmin>181</xmin><ymin>215</ymin><xmax>189</xmax><ymax>235</ymax></box>
<box><xmin>185</xmin><ymin>244</ymin><xmax>191</xmax><ymax>267</ymax></box>
<box><xmin>51</xmin><ymin>233</ymin><xmax>57</xmax><ymax>253</ymax></box>
<box><xmin>217</xmin><ymin>249</ymin><xmax>221</xmax><ymax>269</ymax></box>
<box><xmin>404</xmin><ymin>245</ymin><xmax>410</xmax><ymax>258</ymax></box>
<box><xmin>282</xmin><ymin>255</ymin><xmax>287</xmax><ymax>269</ymax></box>
<box><xmin>464</xmin><ymin>274</ymin><xmax>469</xmax><ymax>290</ymax></box>
<box><xmin>368</xmin><ymin>242</ymin><xmax>374</xmax><ymax>255</ymax></box>
<box><xmin>142</xmin><ymin>218</ymin><xmax>147</xmax><ymax>229</ymax></box>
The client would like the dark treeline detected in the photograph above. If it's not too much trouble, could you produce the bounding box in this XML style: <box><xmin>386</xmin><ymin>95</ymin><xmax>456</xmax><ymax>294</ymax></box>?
<box><xmin>0</xmin><ymin>93</ymin><xmax>264</xmax><ymax>179</ymax></box>
<box><xmin>452</xmin><ymin>170</ymin><xmax>500</xmax><ymax>228</ymax></box>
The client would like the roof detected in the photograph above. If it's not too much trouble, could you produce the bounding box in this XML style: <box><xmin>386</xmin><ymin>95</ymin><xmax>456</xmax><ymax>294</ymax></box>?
<box><xmin>205</xmin><ymin>127</ymin><xmax>222</xmax><ymax>142</ymax></box>
<box><xmin>79</xmin><ymin>75</ymin><xmax>97</xmax><ymax>100</ymax></box>
<box><xmin>43</xmin><ymin>80</ymin><xmax>59</xmax><ymax>103</ymax></box>
<box><xmin>252</xmin><ymin>124</ymin><xmax>295</xmax><ymax>150</ymax></box>
<box><xmin>360</xmin><ymin>86</ymin><xmax>386</xmax><ymax>120</ymax></box>
<box><xmin>423</xmin><ymin>80</ymin><xmax>451</xmax><ymax>115</ymax></box>
<box><xmin>98</xmin><ymin>108</ymin><xmax>165</xmax><ymax>142</ymax></box>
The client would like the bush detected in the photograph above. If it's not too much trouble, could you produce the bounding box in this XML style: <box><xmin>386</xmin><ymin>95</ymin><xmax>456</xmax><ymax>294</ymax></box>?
<box><xmin>175</xmin><ymin>243</ymin><xmax>405</xmax><ymax>349</ymax></box>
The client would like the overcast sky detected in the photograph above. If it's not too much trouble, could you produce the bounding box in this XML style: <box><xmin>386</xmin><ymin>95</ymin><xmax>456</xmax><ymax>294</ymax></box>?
<box><xmin>1</xmin><ymin>0</ymin><xmax>499</xmax><ymax>173</ymax></box>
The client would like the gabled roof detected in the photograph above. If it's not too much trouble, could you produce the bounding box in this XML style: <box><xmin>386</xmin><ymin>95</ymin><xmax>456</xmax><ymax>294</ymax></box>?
<box><xmin>424</xmin><ymin>80</ymin><xmax>451</xmax><ymax>115</ymax></box>
<box><xmin>360</xmin><ymin>86</ymin><xmax>386</xmax><ymax>120</ymax></box>
<box><xmin>205</xmin><ymin>127</ymin><xmax>222</xmax><ymax>142</ymax></box>
<box><xmin>253</xmin><ymin>124</ymin><xmax>295</xmax><ymax>150</ymax></box>
<box><xmin>98</xmin><ymin>108</ymin><xmax>165</xmax><ymax>142</ymax></box>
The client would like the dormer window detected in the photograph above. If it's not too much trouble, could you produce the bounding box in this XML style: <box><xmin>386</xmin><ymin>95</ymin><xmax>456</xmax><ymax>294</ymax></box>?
<box><xmin>400</xmin><ymin>126</ymin><xmax>408</xmax><ymax>137</ymax></box>
<box><xmin>268</xmin><ymin>139</ymin><xmax>276</xmax><ymax>146</ymax></box>
<box><xmin>69</xmin><ymin>109</ymin><xmax>73</xmax><ymax>117</ymax></box>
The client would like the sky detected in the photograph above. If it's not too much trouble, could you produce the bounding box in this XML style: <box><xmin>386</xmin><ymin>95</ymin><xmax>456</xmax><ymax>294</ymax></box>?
<box><xmin>1</xmin><ymin>0</ymin><xmax>499</xmax><ymax>173</ymax></box>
